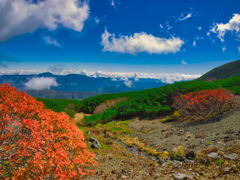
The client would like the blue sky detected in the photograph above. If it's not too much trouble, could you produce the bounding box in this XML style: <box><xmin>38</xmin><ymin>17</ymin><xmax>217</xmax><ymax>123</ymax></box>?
<box><xmin>0</xmin><ymin>0</ymin><xmax>240</xmax><ymax>76</ymax></box>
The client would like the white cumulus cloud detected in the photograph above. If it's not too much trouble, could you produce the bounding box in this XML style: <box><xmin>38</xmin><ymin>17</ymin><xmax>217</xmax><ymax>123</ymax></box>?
<box><xmin>44</xmin><ymin>36</ymin><xmax>61</xmax><ymax>47</ymax></box>
<box><xmin>210</xmin><ymin>13</ymin><xmax>240</xmax><ymax>42</ymax></box>
<box><xmin>101</xmin><ymin>30</ymin><xmax>184</xmax><ymax>54</ymax></box>
<box><xmin>24</xmin><ymin>77</ymin><xmax>59</xmax><ymax>90</ymax></box>
<box><xmin>179</xmin><ymin>13</ymin><xmax>192</xmax><ymax>21</ymax></box>
<box><xmin>124</xmin><ymin>80</ymin><xmax>133</xmax><ymax>87</ymax></box>
<box><xmin>0</xmin><ymin>0</ymin><xmax>89</xmax><ymax>42</ymax></box>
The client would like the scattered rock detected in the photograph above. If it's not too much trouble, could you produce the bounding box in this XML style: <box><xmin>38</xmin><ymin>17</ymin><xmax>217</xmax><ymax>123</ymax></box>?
<box><xmin>223</xmin><ymin>165</ymin><xmax>238</xmax><ymax>174</ymax></box>
<box><xmin>223</xmin><ymin>153</ymin><xmax>238</xmax><ymax>161</ymax></box>
<box><xmin>158</xmin><ymin>158</ymin><xmax>166</xmax><ymax>165</ymax></box>
<box><xmin>173</xmin><ymin>160</ymin><xmax>182</xmax><ymax>167</ymax></box>
<box><xmin>207</xmin><ymin>152</ymin><xmax>220</xmax><ymax>160</ymax></box>
<box><xmin>175</xmin><ymin>154</ymin><xmax>186</xmax><ymax>161</ymax></box>
<box><xmin>172</xmin><ymin>146</ymin><xmax>186</xmax><ymax>161</ymax></box>
<box><xmin>173</xmin><ymin>173</ymin><xmax>193</xmax><ymax>180</ymax></box>
<box><xmin>224</xmin><ymin>136</ymin><xmax>230</xmax><ymax>140</ymax></box>
<box><xmin>90</xmin><ymin>137</ymin><xmax>101</xmax><ymax>149</ymax></box>
<box><xmin>185</xmin><ymin>150</ymin><xmax>195</xmax><ymax>160</ymax></box>
<box><xmin>121</xmin><ymin>175</ymin><xmax>128</xmax><ymax>179</ymax></box>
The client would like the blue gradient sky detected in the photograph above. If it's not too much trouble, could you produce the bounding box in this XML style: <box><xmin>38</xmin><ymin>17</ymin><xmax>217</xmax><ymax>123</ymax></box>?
<box><xmin>0</xmin><ymin>0</ymin><xmax>239</xmax><ymax>75</ymax></box>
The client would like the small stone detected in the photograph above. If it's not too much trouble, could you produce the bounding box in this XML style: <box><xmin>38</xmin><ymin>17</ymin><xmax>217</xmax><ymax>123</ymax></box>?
<box><xmin>162</xmin><ymin>161</ymin><xmax>173</xmax><ymax>166</ymax></box>
<box><xmin>223</xmin><ymin>153</ymin><xmax>238</xmax><ymax>161</ymax></box>
<box><xmin>223</xmin><ymin>165</ymin><xmax>238</xmax><ymax>174</ymax></box>
<box><xmin>90</xmin><ymin>137</ymin><xmax>101</xmax><ymax>149</ymax></box>
<box><xmin>111</xmin><ymin>170</ymin><xmax>117</xmax><ymax>174</ymax></box>
<box><xmin>224</xmin><ymin>136</ymin><xmax>230</xmax><ymax>140</ymax></box>
<box><xmin>89</xmin><ymin>137</ymin><xmax>95</xmax><ymax>142</ymax></box>
<box><xmin>158</xmin><ymin>158</ymin><xmax>166</xmax><ymax>164</ymax></box>
<box><xmin>185</xmin><ymin>150</ymin><xmax>195</xmax><ymax>160</ymax></box>
<box><xmin>121</xmin><ymin>175</ymin><xmax>128</xmax><ymax>179</ymax></box>
<box><xmin>173</xmin><ymin>173</ymin><xmax>193</xmax><ymax>180</ymax></box>
<box><xmin>207</xmin><ymin>152</ymin><xmax>220</xmax><ymax>160</ymax></box>
<box><xmin>173</xmin><ymin>160</ymin><xmax>182</xmax><ymax>167</ymax></box>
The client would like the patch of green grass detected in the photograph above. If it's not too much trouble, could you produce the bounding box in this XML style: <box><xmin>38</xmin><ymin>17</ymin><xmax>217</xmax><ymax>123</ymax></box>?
<box><xmin>36</xmin><ymin>98</ymin><xmax>81</xmax><ymax>117</ymax></box>
<box><xmin>215</xmin><ymin>159</ymin><xmax>225</xmax><ymax>165</ymax></box>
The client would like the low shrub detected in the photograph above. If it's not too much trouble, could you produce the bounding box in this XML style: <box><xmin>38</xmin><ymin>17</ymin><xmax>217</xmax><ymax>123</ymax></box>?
<box><xmin>0</xmin><ymin>84</ymin><xmax>96</xmax><ymax>179</ymax></box>
<box><xmin>172</xmin><ymin>89</ymin><xmax>237</xmax><ymax>121</ymax></box>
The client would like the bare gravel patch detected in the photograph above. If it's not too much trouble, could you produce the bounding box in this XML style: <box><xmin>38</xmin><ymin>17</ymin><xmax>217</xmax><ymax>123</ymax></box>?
<box><xmin>129</xmin><ymin>110</ymin><xmax>240</xmax><ymax>152</ymax></box>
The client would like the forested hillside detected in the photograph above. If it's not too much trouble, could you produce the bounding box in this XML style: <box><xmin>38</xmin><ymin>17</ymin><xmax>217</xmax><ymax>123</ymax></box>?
<box><xmin>37</xmin><ymin>77</ymin><xmax>240</xmax><ymax>126</ymax></box>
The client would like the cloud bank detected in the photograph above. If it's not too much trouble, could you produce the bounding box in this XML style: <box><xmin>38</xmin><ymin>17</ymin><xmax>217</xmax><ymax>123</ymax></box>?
<box><xmin>24</xmin><ymin>77</ymin><xmax>59</xmax><ymax>90</ymax></box>
<box><xmin>0</xmin><ymin>69</ymin><xmax>201</xmax><ymax>84</ymax></box>
<box><xmin>0</xmin><ymin>0</ymin><xmax>89</xmax><ymax>42</ymax></box>
<box><xmin>101</xmin><ymin>30</ymin><xmax>184</xmax><ymax>54</ymax></box>
<box><xmin>210</xmin><ymin>13</ymin><xmax>240</xmax><ymax>42</ymax></box>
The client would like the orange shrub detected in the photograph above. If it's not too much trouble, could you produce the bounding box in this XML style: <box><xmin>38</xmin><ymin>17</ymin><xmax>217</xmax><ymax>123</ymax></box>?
<box><xmin>172</xmin><ymin>89</ymin><xmax>236</xmax><ymax>121</ymax></box>
<box><xmin>0</xmin><ymin>84</ymin><xmax>96</xmax><ymax>179</ymax></box>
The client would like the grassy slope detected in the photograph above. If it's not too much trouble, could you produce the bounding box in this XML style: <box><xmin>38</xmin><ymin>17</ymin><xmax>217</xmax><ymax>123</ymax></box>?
<box><xmin>197</xmin><ymin>60</ymin><xmax>240</xmax><ymax>81</ymax></box>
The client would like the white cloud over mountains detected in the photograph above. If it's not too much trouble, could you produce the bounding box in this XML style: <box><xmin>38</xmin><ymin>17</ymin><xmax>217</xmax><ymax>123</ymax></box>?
<box><xmin>101</xmin><ymin>30</ymin><xmax>184</xmax><ymax>54</ymax></box>
<box><xmin>210</xmin><ymin>13</ymin><xmax>240</xmax><ymax>42</ymax></box>
<box><xmin>0</xmin><ymin>0</ymin><xmax>89</xmax><ymax>42</ymax></box>
<box><xmin>24</xmin><ymin>77</ymin><xmax>58</xmax><ymax>90</ymax></box>
<box><xmin>0</xmin><ymin>69</ymin><xmax>201</xmax><ymax>84</ymax></box>
<box><xmin>80</xmin><ymin>70</ymin><xmax>200</xmax><ymax>83</ymax></box>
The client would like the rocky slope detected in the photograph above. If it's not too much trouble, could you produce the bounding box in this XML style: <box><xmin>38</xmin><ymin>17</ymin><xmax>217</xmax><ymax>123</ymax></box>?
<box><xmin>80</xmin><ymin>109</ymin><xmax>240</xmax><ymax>180</ymax></box>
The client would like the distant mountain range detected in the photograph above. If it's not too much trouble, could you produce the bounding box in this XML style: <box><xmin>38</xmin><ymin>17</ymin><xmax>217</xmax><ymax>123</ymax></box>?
<box><xmin>0</xmin><ymin>72</ymin><xmax>168</xmax><ymax>99</ymax></box>
<box><xmin>1</xmin><ymin>60</ymin><xmax>239</xmax><ymax>99</ymax></box>
<box><xmin>197</xmin><ymin>59</ymin><xmax>240</xmax><ymax>81</ymax></box>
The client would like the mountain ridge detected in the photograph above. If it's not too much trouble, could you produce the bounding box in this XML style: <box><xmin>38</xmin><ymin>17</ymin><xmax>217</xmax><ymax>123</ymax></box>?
<box><xmin>0</xmin><ymin>73</ymin><xmax>167</xmax><ymax>99</ymax></box>
<box><xmin>197</xmin><ymin>59</ymin><xmax>240</xmax><ymax>81</ymax></box>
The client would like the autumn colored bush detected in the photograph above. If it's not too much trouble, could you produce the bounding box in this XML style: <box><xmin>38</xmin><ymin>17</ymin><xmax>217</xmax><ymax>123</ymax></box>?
<box><xmin>172</xmin><ymin>89</ymin><xmax>237</xmax><ymax>121</ymax></box>
<box><xmin>0</xmin><ymin>84</ymin><xmax>96</xmax><ymax>179</ymax></box>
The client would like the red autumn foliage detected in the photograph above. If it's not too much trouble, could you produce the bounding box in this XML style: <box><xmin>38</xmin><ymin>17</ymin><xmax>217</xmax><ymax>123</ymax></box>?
<box><xmin>172</xmin><ymin>89</ymin><xmax>237</xmax><ymax>121</ymax></box>
<box><xmin>0</xmin><ymin>84</ymin><xmax>96</xmax><ymax>179</ymax></box>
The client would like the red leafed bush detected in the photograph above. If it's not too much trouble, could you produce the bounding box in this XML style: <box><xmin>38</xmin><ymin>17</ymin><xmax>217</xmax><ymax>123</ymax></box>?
<box><xmin>0</xmin><ymin>84</ymin><xmax>96</xmax><ymax>179</ymax></box>
<box><xmin>172</xmin><ymin>89</ymin><xmax>237</xmax><ymax>121</ymax></box>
